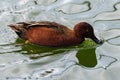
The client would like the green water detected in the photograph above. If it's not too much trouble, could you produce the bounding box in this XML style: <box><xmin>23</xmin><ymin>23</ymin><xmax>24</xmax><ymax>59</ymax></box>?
<box><xmin>15</xmin><ymin>38</ymin><xmax>98</xmax><ymax>67</ymax></box>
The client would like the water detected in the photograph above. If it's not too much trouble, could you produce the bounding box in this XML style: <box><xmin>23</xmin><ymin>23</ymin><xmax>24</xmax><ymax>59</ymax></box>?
<box><xmin>0</xmin><ymin>0</ymin><xmax>120</xmax><ymax>80</ymax></box>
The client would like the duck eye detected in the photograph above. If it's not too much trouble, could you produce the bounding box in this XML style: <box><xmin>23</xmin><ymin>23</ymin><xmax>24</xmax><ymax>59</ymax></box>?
<box><xmin>86</xmin><ymin>29</ymin><xmax>89</xmax><ymax>32</ymax></box>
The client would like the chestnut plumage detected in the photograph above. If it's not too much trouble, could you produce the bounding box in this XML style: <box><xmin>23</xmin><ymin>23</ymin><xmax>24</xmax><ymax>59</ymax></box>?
<box><xmin>8</xmin><ymin>21</ymin><xmax>102</xmax><ymax>47</ymax></box>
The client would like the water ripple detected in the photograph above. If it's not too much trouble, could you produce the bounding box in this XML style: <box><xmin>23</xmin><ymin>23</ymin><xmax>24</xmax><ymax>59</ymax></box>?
<box><xmin>0</xmin><ymin>0</ymin><xmax>120</xmax><ymax>80</ymax></box>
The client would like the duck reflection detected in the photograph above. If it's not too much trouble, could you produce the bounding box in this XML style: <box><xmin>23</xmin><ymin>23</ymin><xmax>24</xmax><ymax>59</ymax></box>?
<box><xmin>15</xmin><ymin>38</ymin><xmax>98</xmax><ymax>67</ymax></box>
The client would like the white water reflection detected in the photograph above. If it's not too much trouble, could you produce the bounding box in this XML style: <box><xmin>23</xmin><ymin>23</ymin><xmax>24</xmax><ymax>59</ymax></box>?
<box><xmin>0</xmin><ymin>0</ymin><xmax>120</xmax><ymax>80</ymax></box>
<box><xmin>31</xmin><ymin>52</ymin><xmax>76</xmax><ymax>79</ymax></box>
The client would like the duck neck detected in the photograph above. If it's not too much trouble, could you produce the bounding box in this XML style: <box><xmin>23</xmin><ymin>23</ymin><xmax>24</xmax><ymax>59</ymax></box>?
<box><xmin>69</xmin><ymin>31</ymin><xmax>85</xmax><ymax>45</ymax></box>
<box><xmin>74</xmin><ymin>25</ymin><xmax>84</xmax><ymax>39</ymax></box>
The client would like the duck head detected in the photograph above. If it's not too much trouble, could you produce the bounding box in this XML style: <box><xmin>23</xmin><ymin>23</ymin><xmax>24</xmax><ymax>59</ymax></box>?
<box><xmin>74</xmin><ymin>22</ymin><xmax>103</xmax><ymax>44</ymax></box>
<box><xmin>8</xmin><ymin>22</ymin><xmax>29</xmax><ymax>40</ymax></box>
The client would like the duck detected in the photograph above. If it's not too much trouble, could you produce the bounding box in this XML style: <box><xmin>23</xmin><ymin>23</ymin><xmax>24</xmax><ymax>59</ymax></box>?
<box><xmin>8</xmin><ymin>21</ymin><xmax>102</xmax><ymax>47</ymax></box>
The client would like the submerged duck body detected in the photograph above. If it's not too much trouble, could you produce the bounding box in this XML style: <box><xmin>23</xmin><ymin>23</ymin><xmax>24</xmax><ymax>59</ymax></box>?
<box><xmin>8</xmin><ymin>21</ymin><xmax>102</xmax><ymax>47</ymax></box>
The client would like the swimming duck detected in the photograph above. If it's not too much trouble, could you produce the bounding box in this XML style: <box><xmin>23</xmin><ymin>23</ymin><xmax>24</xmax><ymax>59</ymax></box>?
<box><xmin>8</xmin><ymin>21</ymin><xmax>102</xmax><ymax>47</ymax></box>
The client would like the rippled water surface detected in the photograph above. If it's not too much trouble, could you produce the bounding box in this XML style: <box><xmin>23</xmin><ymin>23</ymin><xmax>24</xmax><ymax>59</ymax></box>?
<box><xmin>0</xmin><ymin>0</ymin><xmax>120</xmax><ymax>80</ymax></box>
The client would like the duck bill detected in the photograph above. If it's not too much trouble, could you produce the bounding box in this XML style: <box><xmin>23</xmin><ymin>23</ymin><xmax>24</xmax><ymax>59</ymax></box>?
<box><xmin>91</xmin><ymin>36</ymin><xmax>103</xmax><ymax>44</ymax></box>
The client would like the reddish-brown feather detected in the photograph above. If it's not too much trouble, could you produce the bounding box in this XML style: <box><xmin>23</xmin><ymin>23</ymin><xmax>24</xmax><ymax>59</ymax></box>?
<box><xmin>8</xmin><ymin>21</ymin><xmax>102</xmax><ymax>47</ymax></box>
<box><xmin>26</xmin><ymin>26</ymin><xmax>83</xmax><ymax>47</ymax></box>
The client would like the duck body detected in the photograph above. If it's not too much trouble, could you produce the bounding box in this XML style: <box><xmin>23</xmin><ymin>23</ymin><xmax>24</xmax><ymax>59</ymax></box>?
<box><xmin>8</xmin><ymin>21</ymin><xmax>102</xmax><ymax>47</ymax></box>
<box><xmin>25</xmin><ymin>26</ymin><xmax>83</xmax><ymax>47</ymax></box>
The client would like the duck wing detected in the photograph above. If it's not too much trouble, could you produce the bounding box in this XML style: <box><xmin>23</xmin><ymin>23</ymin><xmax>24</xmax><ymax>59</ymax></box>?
<box><xmin>17</xmin><ymin>21</ymin><xmax>69</xmax><ymax>34</ymax></box>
